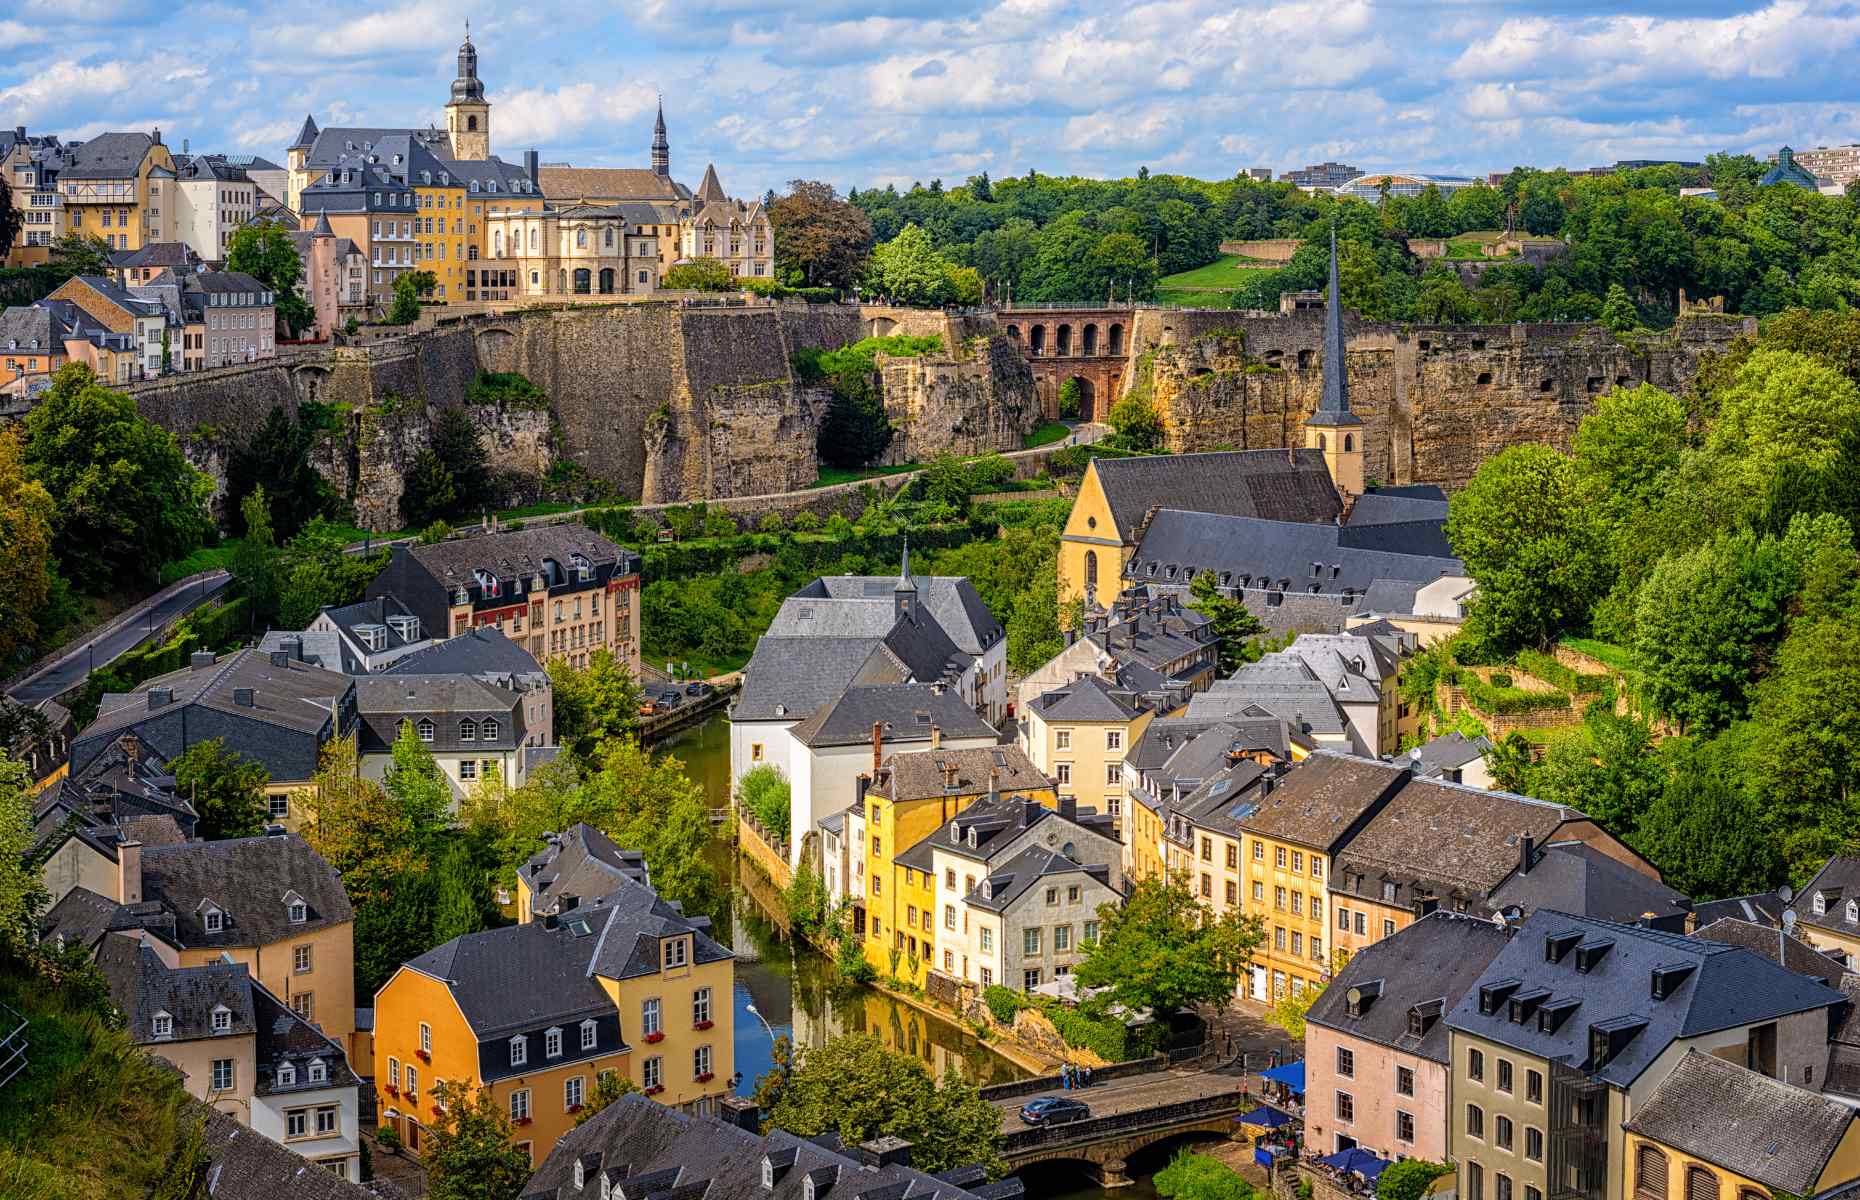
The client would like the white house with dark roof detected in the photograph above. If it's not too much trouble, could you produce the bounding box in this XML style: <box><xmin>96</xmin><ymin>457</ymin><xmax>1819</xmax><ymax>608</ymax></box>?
<box><xmin>354</xmin><ymin>673</ymin><xmax>538</xmax><ymax>801</ymax></box>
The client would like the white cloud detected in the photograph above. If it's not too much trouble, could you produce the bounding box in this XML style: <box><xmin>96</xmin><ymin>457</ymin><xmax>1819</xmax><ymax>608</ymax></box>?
<box><xmin>491</xmin><ymin>80</ymin><xmax>658</xmax><ymax>149</ymax></box>
<box><xmin>0</xmin><ymin>60</ymin><xmax>137</xmax><ymax>122</ymax></box>
<box><xmin>0</xmin><ymin>20</ymin><xmax>49</xmax><ymax>50</ymax></box>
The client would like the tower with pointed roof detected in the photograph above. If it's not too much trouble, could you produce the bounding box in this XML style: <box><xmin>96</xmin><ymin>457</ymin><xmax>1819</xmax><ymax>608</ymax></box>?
<box><xmin>894</xmin><ymin>540</ymin><xmax>918</xmax><ymax>622</ymax></box>
<box><xmin>444</xmin><ymin>20</ymin><xmax>490</xmax><ymax>162</ymax></box>
<box><xmin>1304</xmin><ymin>227</ymin><xmax>1365</xmax><ymax>497</ymax></box>
<box><xmin>651</xmin><ymin>98</ymin><xmax>670</xmax><ymax>179</ymax></box>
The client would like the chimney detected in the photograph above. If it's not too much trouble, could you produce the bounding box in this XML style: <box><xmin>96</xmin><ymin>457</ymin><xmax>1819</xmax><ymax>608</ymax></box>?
<box><xmin>1519</xmin><ymin>834</ymin><xmax>1535</xmax><ymax>877</ymax></box>
<box><xmin>265</xmin><ymin>824</ymin><xmax>286</xmax><ymax>837</ymax></box>
<box><xmin>719</xmin><ymin>1095</ymin><xmax>761</xmax><ymax>1132</ymax></box>
<box><xmin>117</xmin><ymin>840</ymin><xmax>143</xmax><ymax>905</ymax></box>
<box><xmin>857</xmin><ymin>1136</ymin><xmax>913</xmax><ymax>1169</ymax></box>
<box><xmin>281</xmin><ymin>635</ymin><xmax>303</xmax><ymax>661</ymax></box>
<box><xmin>524</xmin><ymin>148</ymin><xmax>540</xmax><ymax>185</ymax></box>
<box><xmin>988</xmin><ymin>767</ymin><xmax>1000</xmax><ymax>804</ymax></box>
<box><xmin>146</xmin><ymin>688</ymin><xmax>173</xmax><ymax>710</ymax></box>
<box><xmin>191</xmin><ymin>651</ymin><xmax>216</xmax><ymax>669</ymax></box>
<box><xmin>269</xmin><ymin>650</ymin><xmax>290</xmax><ymax>668</ymax></box>
<box><xmin>855</xmin><ymin>774</ymin><xmax>871</xmax><ymax>805</ymax></box>
<box><xmin>232</xmin><ymin>687</ymin><xmax>255</xmax><ymax>707</ymax></box>
<box><xmin>943</xmin><ymin>760</ymin><xmax>958</xmax><ymax>789</ymax></box>
<box><xmin>118</xmin><ymin>735</ymin><xmax>140</xmax><ymax>763</ymax></box>
<box><xmin>543</xmin><ymin>912</ymin><xmax>559</xmax><ymax>930</ymax></box>
<box><xmin>1059</xmin><ymin>795</ymin><xmax>1077</xmax><ymax>824</ymax></box>
<box><xmin>872</xmin><ymin>722</ymin><xmax>883</xmax><ymax>775</ymax></box>
<box><xmin>929</xmin><ymin>723</ymin><xmax>941</xmax><ymax>749</ymax></box>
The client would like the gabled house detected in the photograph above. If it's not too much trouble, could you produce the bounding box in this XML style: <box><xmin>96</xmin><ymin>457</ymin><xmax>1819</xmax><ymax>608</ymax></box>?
<box><xmin>1446</xmin><ymin>911</ymin><xmax>1848</xmax><ymax>1200</ymax></box>
<box><xmin>96</xmin><ymin>933</ymin><xmax>363</xmax><ymax>1179</ymax></box>
<box><xmin>354</xmin><ymin>674</ymin><xmax>535</xmax><ymax>801</ymax></box>
<box><xmin>1797</xmin><ymin>857</ymin><xmax>1860</xmax><ymax>970</ymax></box>
<box><xmin>1120</xmin><ymin>715</ymin><xmax>1307</xmax><ymax>882</ymax></box>
<box><xmin>1023</xmin><ymin>674</ymin><xmax>1152</xmax><ymax>821</ymax></box>
<box><xmin>305</xmin><ymin>595</ymin><xmax>432</xmax><ymax>672</ymax></box>
<box><xmin>1304</xmin><ymin>911</ymin><xmax>1510</xmax><ymax>1160</ymax></box>
<box><xmin>515</xmin><ymin>823</ymin><xmax>650</xmax><ymax>924</ymax></box>
<box><xmin>373</xmin><ymin>873</ymin><xmax>734</xmax><ymax>1168</ymax></box>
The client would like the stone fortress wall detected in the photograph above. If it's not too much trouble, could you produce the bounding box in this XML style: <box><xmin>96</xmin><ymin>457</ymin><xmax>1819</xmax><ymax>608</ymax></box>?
<box><xmin>114</xmin><ymin>299</ymin><xmax>1753</xmax><ymax>530</ymax></box>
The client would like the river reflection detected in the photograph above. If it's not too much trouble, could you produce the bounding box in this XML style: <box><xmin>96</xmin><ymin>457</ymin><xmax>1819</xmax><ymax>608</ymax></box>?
<box><xmin>652</xmin><ymin>712</ymin><xmax>1027</xmax><ymax>1095</ymax></box>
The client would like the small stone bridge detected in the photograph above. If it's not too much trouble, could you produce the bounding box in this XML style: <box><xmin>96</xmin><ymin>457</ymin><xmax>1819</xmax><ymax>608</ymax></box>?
<box><xmin>996</xmin><ymin>305</ymin><xmax>1137</xmax><ymax>422</ymax></box>
<box><xmin>985</xmin><ymin>1052</ymin><xmax>1251</xmax><ymax>1188</ymax></box>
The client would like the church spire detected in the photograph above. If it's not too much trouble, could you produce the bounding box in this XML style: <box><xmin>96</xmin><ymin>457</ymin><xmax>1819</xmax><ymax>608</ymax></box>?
<box><xmin>652</xmin><ymin>96</ymin><xmax>670</xmax><ymax>179</ymax></box>
<box><xmin>1315</xmin><ymin>225</ymin><xmax>1360</xmax><ymax>425</ymax></box>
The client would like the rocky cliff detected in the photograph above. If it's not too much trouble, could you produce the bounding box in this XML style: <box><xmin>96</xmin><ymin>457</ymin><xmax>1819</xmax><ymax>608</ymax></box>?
<box><xmin>876</xmin><ymin>333</ymin><xmax>1038</xmax><ymax>465</ymax></box>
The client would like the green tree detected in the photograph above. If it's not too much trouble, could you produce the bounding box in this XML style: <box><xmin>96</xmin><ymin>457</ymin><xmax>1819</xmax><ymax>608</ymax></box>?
<box><xmin>1075</xmin><ymin>873</ymin><xmax>1263</xmax><ymax>1016</ymax></box>
<box><xmin>736</xmin><ymin>763</ymin><xmax>791</xmax><ymax>836</ymax></box>
<box><xmin>0</xmin><ymin>177</ymin><xmax>19</xmax><ymax>260</ymax></box>
<box><xmin>1105</xmin><ymin>394</ymin><xmax>1163</xmax><ymax>452</ymax></box>
<box><xmin>1530</xmin><ymin>708</ymin><xmax>1665</xmax><ymax>834</ymax></box>
<box><xmin>22</xmin><ymin>364</ymin><xmax>213</xmax><ymax>589</ymax></box>
<box><xmin>0</xmin><ymin>427</ymin><xmax>56</xmax><ymax>664</ymax></box>
<box><xmin>574</xmin><ymin>1071</ymin><xmax>640</xmax><ymax>1125</ymax></box>
<box><xmin>384</xmin><ymin>719</ymin><xmax>454</xmax><ymax>833</ymax></box>
<box><xmin>229</xmin><ymin>487</ymin><xmax>282</xmax><ymax>624</ymax></box>
<box><xmin>1416</xmin><ymin>263</ymin><xmax>1479</xmax><ymax>323</ymax></box>
<box><xmin>403</xmin><ymin>410</ymin><xmax>491</xmax><ymax>526</ymax></box>
<box><xmin>1446</xmin><ymin>445</ymin><xmax>1610</xmax><ymax>651</ymax></box>
<box><xmin>1187</xmin><ymin>570</ymin><xmax>1267</xmax><ymax>673</ymax></box>
<box><xmin>1057</xmin><ymin>378</ymin><xmax>1083</xmax><ymax>420</ymax></box>
<box><xmin>548</xmin><ymin>648</ymin><xmax>644</xmax><ymax>759</ymax></box>
<box><xmin>388</xmin><ymin>269</ymin><xmax>437</xmax><ymax>324</ymax></box>
<box><xmin>663</xmin><ymin>257</ymin><xmax>735</xmax><ymax>291</ymax></box>
<box><xmin>1633</xmin><ymin>731</ymin><xmax>1782</xmax><ymax>900</ymax></box>
<box><xmin>432</xmin><ymin>834</ymin><xmax>495</xmax><ymax>946</ymax></box>
<box><xmin>1154</xmin><ymin>1150</ymin><xmax>1256</xmax><ymax>1200</ymax></box>
<box><xmin>227</xmin><ymin>405</ymin><xmax>340</xmax><ymax>538</ymax></box>
<box><xmin>755</xmin><ymin>1034</ymin><xmax>1004</xmax><ymax>1177</ymax></box>
<box><xmin>46</xmin><ymin>231</ymin><xmax>113</xmax><ymax>280</ymax></box>
<box><xmin>225</xmin><ymin>220</ymin><xmax>313</xmax><ymax>336</ymax></box>
<box><xmin>1377</xmin><ymin>1160</ymin><xmax>1455</xmax><ymax>1200</ymax></box>
<box><xmin>275</xmin><ymin>518</ymin><xmax>387</xmax><ymax>628</ymax></box>
<box><xmin>423</xmin><ymin>1080</ymin><xmax>531</xmax><ymax>1200</ymax></box>
<box><xmin>866</xmin><ymin>224</ymin><xmax>954</xmax><ymax>306</ymax></box>
<box><xmin>400</xmin><ymin>450</ymin><xmax>458</xmax><ymax>529</ymax></box>
<box><xmin>1744</xmin><ymin>618</ymin><xmax>1860</xmax><ymax>880</ymax></box>
<box><xmin>170</xmin><ymin>739</ymin><xmax>271</xmax><ymax>841</ymax></box>
<box><xmin>1599</xmin><ymin>283</ymin><xmax>1639</xmax><ymax>332</ymax></box>
<box><xmin>0</xmin><ymin>751</ymin><xmax>46</xmax><ymax>954</ymax></box>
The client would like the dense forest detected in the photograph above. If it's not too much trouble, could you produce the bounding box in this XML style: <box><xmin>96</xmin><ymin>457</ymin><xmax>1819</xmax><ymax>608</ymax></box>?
<box><xmin>1432</xmin><ymin>308</ymin><xmax>1860</xmax><ymax>901</ymax></box>
<box><xmin>771</xmin><ymin>153</ymin><xmax>1860</xmax><ymax>325</ymax></box>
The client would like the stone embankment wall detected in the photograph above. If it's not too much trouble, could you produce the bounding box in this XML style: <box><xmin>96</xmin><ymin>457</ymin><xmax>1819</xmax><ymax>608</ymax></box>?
<box><xmin>1126</xmin><ymin>308</ymin><xmax>1751</xmax><ymax>489</ymax></box>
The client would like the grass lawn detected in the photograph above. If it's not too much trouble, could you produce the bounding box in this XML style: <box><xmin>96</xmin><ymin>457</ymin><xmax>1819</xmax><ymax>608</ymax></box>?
<box><xmin>642</xmin><ymin>642</ymin><xmax>754</xmax><ymax>680</ymax></box>
<box><xmin>1159</xmin><ymin>254</ymin><xmax>1254</xmax><ymax>289</ymax></box>
<box><xmin>1156</xmin><ymin>288</ymin><xmax>1233</xmax><ymax>308</ymax></box>
<box><xmin>1023</xmin><ymin>420</ymin><xmax>1070</xmax><ymax>449</ymax></box>
<box><xmin>158</xmin><ymin>542</ymin><xmax>241</xmax><ymax>584</ymax></box>
<box><xmin>810</xmin><ymin>462</ymin><xmax>923</xmax><ymax>489</ymax></box>
<box><xmin>1558</xmin><ymin>635</ymin><xmax>1634</xmax><ymax>672</ymax></box>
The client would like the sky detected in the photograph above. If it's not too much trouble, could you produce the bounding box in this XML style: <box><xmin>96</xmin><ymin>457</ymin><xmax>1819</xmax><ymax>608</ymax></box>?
<box><xmin>4</xmin><ymin>0</ymin><xmax>1860</xmax><ymax>198</ymax></box>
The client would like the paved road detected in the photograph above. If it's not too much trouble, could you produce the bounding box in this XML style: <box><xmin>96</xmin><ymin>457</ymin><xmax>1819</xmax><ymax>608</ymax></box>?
<box><xmin>995</xmin><ymin>1063</ymin><xmax>1246</xmax><ymax>1133</ymax></box>
<box><xmin>8</xmin><ymin>571</ymin><xmax>233</xmax><ymax>705</ymax></box>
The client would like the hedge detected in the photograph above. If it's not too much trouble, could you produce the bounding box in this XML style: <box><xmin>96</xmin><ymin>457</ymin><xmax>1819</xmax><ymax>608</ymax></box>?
<box><xmin>984</xmin><ymin>985</ymin><xmax>1024</xmax><ymax>1024</ymax></box>
<box><xmin>1034</xmin><ymin>997</ymin><xmax>1133</xmax><ymax>1062</ymax></box>
<box><xmin>580</xmin><ymin>509</ymin><xmax>988</xmax><ymax>581</ymax></box>
<box><xmin>1515</xmin><ymin>648</ymin><xmax>1609</xmax><ymax>695</ymax></box>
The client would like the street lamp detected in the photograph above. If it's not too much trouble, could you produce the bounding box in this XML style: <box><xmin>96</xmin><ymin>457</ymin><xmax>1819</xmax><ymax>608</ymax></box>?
<box><xmin>744</xmin><ymin>1002</ymin><xmax>777</xmax><ymax>1042</ymax></box>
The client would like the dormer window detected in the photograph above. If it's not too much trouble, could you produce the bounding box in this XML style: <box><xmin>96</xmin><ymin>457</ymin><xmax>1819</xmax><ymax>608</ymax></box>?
<box><xmin>211</xmin><ymin>1004</ymin><xmax>232</xmax><ymax>1033</ymax></box>
<box><xmin>1816</xmin><ymin>892</ymin><xmax>1829</xmax><ymax>915</ymax></box>
<box><xmin>571</xmin><ymin>553</ymin><xmax>592</xmax><ymax>581</ymax></box>
<box><xmin>152</xmin><ymin>1010</ymin><xmax>173</xmax><ymax>1039</ymax></box>
<box><xmin>545</xmin><ymin>1026</ymin><xmax>563</xmax><ymax>1057</ymax></box>
<box><xmin>482</xmin><ymin>719</ymin><xmax>499</xmax><ymax>741</ymax></box>
<box><xmin>510</xmin><ymin>1034</ymin><xmax>527</xmax><ymax>1066</ymax></box>
<box><xmin>1574</xmin><ymin>939</ymin><xmax>1615</xmax><ymax>974</ymax></box>
<box><xmin>460</xmin><ymin>718</ymin><xmax>477</xmax><ymax>742</ymax></box>
<box><xmin>288</xmin><ymin>901</ymin><xmax>306</xmax><ymax>923</ymax></box>
<box><xmin>474</xmin><ymin>568</ymin><xmax>500</xmax><ymax>598</ymax></box>
<box><xmin>580</xmin><ymin>1018</ymin><xmax>597</xmax><ymax>1050</ymax></box>
<box><xmin>203</xmin><ymin>907</ymin><xmax>224</xmax><ymax>933</ymax></box>
<box><xmin>308</xmin><ymin>1058</ymin><xmax>326</xmax><ymax>1083</ymax></box>
<box><xmin>574</xmin><ymin>1161</ymin><xmax>585</xmax><ymax>1190</ymax></box>
<box><xmin>1847</xmin><ymin>901</ymin><xmax>1857</xmax><ymax>924</ymax></box>
<box><xmin>662</xmin><ymin>937</ymin><xmax>689</xmax><ymax>970</ymax></box>
<box><xmin>417</xmin><ymin>719</ymin><xmax>435</xmax><ymax>742</ymax></box>
<box><xmin>278</xmin><ymin>1062</ymin><xmax>296</xmax><ymax>1086</ymax></box>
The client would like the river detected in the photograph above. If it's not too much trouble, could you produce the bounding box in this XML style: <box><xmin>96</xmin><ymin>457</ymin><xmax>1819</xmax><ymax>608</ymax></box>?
<box><xmin>652</xmin><ymin>711</ymin><xmax>1169</xmax><ymax>1199</ymax></box>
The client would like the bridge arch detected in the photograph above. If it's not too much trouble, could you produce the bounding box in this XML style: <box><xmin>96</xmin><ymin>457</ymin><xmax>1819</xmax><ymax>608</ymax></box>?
<box><xmin>1029</xmin><ymin>324</ymin><xmax>1047</xmax><ymax>356</ymax></box>
<box><xmin>1068</xmin><ymin>375</ymin><xmax>1097</xmax><ymax>422</ymax></box>
<box><xmin>868</xmin><ymin>315</ymin><xmax>900</xmax><ymax>338</ymax></box>
<box><xmin>1082</xmin><ymin>323</ymin><xmax>1099</xmax><ymax>355</ymax></box>
<box><xmin>1108</xmin><ymin>322</ymin><xmax>1125</xmax><ymax>355</ymax></box>
<box><xmin>474</xmin><ymin>326</ymin><xmax>519</xmax><ymax>372</ymax></box>
<box><xmin>1056</xmin><ymin>323</ymin><xmax>1072</xmax><ymax>356</ymax></box>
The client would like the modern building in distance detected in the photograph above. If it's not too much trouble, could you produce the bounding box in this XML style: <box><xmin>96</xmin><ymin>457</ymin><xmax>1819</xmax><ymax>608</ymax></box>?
<box><xmin>1282</xmin><ymin>161</ymin><xmax>1362</xmax><ymax>190</ymax></box>
<box><xmin>1335</xmin><ymin>173</ymin><xmax>1480</xmax><ymax>201</ymax></box>
<box><xmin>1761</xmin><ymin>145</ymin><xmax>1826</xmax><ymax>190</ymax></box>
<box><xmin>1774</xmin><ymin>145</ymin><xmax>1860</xmax><ymax>187</ymax></box>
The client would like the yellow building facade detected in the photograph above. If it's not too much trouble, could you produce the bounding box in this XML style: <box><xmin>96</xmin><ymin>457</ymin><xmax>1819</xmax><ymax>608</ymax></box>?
<box><xmin>1239</xmin><ymin>829</ymin><xmax>1334</xmax><ymax>1001</ymax></box>
<box><xmin>1023</xmin><ymin>675</ymin><xmax>1152</xmax><ymax>820</ymax></box>
<box><xmin>854</xmin><ymin>745</ymin><xmax>1057</xmax><ymax>989</ymax></box>
<box><xmin>414</xmin><ymin>179</ymin><xmax>469</xmax><ymax>303</ymax></box>
<box><xmin>1057</xmin><ymin>460</ymin><xmax>1130</xmax><ymax>610</ymax></box>
<box><xmin>61</xmin><ymin>131</ymin><xmax>176</xmax><ymax>252</ymax></box>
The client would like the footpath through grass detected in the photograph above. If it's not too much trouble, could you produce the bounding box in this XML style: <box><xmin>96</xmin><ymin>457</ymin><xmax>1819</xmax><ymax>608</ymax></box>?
<box><xmin>1023</xmin><ymin>420</ymin><xmax>1070</xmax><ymax>449</ymax></box>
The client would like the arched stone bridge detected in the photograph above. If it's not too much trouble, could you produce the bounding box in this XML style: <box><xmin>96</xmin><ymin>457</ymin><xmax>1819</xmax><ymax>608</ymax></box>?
<box><xmin>998</xmin><ymin>306</ymin><xmax>1137</xmax><ymax>422</ymax></box>
<box><xmin>989</xmin><ymin>1058</ymin><xmax>1251</xmax><ymax>1188</ymax></box>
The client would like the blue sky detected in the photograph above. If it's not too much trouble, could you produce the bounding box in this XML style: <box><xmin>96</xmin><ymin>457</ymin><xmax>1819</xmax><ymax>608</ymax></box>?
<box><xmin>4</xmin><ymin>0</ymin><xmax>1860</xmax><ymax>198</ymax></box>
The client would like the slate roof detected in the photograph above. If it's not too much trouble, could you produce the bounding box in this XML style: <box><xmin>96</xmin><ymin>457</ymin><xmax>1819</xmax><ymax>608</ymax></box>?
<box><xmin>520</xmin><ymin>823</ymin><xmax>650</xmax><ymax>915</ymax></box>
<box><xmin>1230</xmin><ymin>751</ymin><xmax>1409</xmax><ymax>849</ymax></box>
<box><xmin>1345</xmin><ymin>489</ymin><xmax>1450</xmax><ymax>527</ymax></box>
<box><xmin>82</xmin><ymin>648</ymin><xmax>351</xmax><ymax>746</ymax></box>
<box><xmin>1168</xmin><ymin>760</ymin><xmax>1269</xmax><ymax>838</ymax></box>
<box><xmin>1489</xmin><ymin>841</ymin><xmax>1688</xmax><ymax>928</ymax></box>
<box><xmin>787</xmin><ymin>684</ymin><xmax>997</xmax><ymax>749</ymax></box>
<box><xmin>199</xmin><ymin>1105</ymin><xmax>392</xmax><ymax>1200</ymax></box>
<box><xmin>1693</xmin><ymin>917</ymin><xmax>1848</xmax><ymax>988</ymax></box>
<box><xmin>536</xmin><ymin>165</ymin><xmax>683</xmax><ymax>203</ymax></box>
<box><xmin>1030</xmin><ymin>674</ymin><xmax>1146</xmax><ymax>723</ymax></box>
<box><xmin>400</xmin><ymin>525</ymin><xmax>631</xmax><ymax>587</ymax></box>
<box><xmin>406</xmin><ymin>879</ymin><xmax>728</xmax><ymax>1039</ymax></box>
<box><xmin>354</xmin><ymin>675</ymin><xmax>524</xmax><ymax>755</ymax></box>
<box><xmin>1446</xmin><ymin>909</ymin><xmax>1847</xmax><ymax>1089</ymax></box>
<box><xmin>139</xmin><ymin>833</ymin><xmax>354</xmax><ymax>948</ymax></box>
<box><xmin>871</xmin><ymin>744</ymin><xmax>1048</xmax><ymax>804</ymax></box>
<box><xmin>1088</xmin><ymin>449</ymin><xmax>1343</xmax><ymax>539</ymax></box>
<box><xmin>787</xmin><ymin>573</ymin><xmax>1004</xmax><ymax>655</ymax></box>
<box><xmin>256</xmin><ymin>630</ymin><xmax>357</xmax><ymax>674</ymax></box>
<box><xmin>1126</xmin><ymin>509</ymin><xmax>1462</xmax><ymax>597</ymax></box>
<box><xmin>1689</xmin><ymin>891</ymin><xmax>1789</xmax><ymax>929</ymax></box>
<box><xmin>1407</xmin><ymin>731</ymin><xmax>1490</xmax><ymax>776</ymax></box>
<box><xmin>115</xmin><ymin>241</ymin><xmax>201</xmax><ymax>270</ymax></box>
<box><xmin>65</xmin><ymin>131</ymin><xmax>161</xmax><ymax>179</ymax></box>
<box><xmin>0</xmin><ymin>304</ymin><xmax>57</xmax><ymax>351</ymax></box>
<box><xmin>895</xmin><ymin>794</ymin><xmax>1115</xmax><ymax>873</ymax></box>
<box><xmin>98</xmin><ymin>934</ymin><xmax>256</xmax><ymax>1042</ymax></box>
<box><xmin>1626</xmin><ymin>1050</ymin><xmax>1858</xmax><ymax>1194</ymax></box>
<box><xmin>733</xmin><ymin>636</ymin><xmax>905</xmax><ymax>722</ymax></box>
<box><xmin>1184</xmin><ymin>655</ymin><xmax>1350</xmax><ymax>737</ymax></box>
<box><xmin>1800</xmin><ymin>857</ymin><xmax>1860</xmax><ymax>938</ymax></box>
<box><xmin>382</xmin><ymin>627</ymin><xmax>545</xmax><ymax>681</ymax></box>
<box><xmin>1336</xmin><ymin>777</ymin><xmax>1588</xmax><ymax>916</ymax></box>
<box><xmin>1305</xmin><ymin>911</ymin><xmax>1510</xmax><ymax>1062</ymax></box>
<box><xmin>524</xmin><ymin>1093</ymin><xmax>1008</xmax><ymax>1200</ymax></box>
<box><xmin>967</xmin><ymin>846</ymin><xmax>1115</xmax><ymax>914</ymax></box>
<box><xmin>41</xmin><ymin>886</ymin><xmax>132</xmax><ymax>953</ymax></box>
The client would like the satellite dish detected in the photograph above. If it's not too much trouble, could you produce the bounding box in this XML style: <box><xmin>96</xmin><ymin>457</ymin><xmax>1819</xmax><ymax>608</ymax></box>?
<box><xmin>1781</xmin><ymin>884</ymin><xmax>1796</xmax><ymax>904</ymax></box>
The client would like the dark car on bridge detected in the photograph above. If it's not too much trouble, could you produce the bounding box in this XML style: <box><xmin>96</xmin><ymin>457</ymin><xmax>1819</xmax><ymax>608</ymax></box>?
<box><xmin>1019</xmin><ymin>1096</ymin><xmax>1091</xmax><ymax>1126</ymax></box>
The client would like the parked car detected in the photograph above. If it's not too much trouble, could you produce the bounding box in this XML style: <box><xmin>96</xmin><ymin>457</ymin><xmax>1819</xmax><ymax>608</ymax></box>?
<box><xmin>656</xmin><ymin>689</ymin><xmax>685</xmax><ymax>709</ymax></box>
<box><xmin>638</xmin><ymin>698</ymin><xmax>660</xmax><ymax>716</ymax></box>
<box><xmin>685</xmin><ymin>681</ymin><xmax>714</xmax><ymax>698</ymax></box>
<box><xmin>1019</xmin><ymin>1096</ymin><xmax>1091</xmax><ymax>1126</ymax></box>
